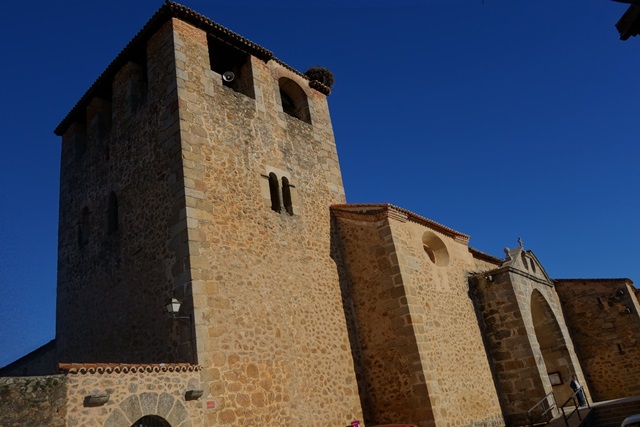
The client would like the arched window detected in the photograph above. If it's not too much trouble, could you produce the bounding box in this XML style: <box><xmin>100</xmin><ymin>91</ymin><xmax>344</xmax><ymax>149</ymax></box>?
<box><xmin>278</xmin><ymin>77</ymin><xmax>311</xmax><ymax>124</ymax></box>
<box><xmin>108</xmin><ymin>192</ymin><xmax>119</xmax><ymax>234</ymax></box>
<box><xmin>131</xmin><ymin>415</ymin><xmax>171</xmax><ymax>427</ymax></box>
<box><xmin>269</xmin><ymin>173</ymin><xmax>281</xmax><ymax>212</ymax></box>
<box><xmin>521</xmin><ymin>251</ymin><xmax>529</xmax><ymax>270</ymax></box>
<box><xmin>282</xmin><ymin>177</ymin><xmax>293</xmax><ymax>215</ymax></box>
<box><xmin>79</xmin><ymin>207</ymin><xmax>91</xmax><ymax>246</ymax></box>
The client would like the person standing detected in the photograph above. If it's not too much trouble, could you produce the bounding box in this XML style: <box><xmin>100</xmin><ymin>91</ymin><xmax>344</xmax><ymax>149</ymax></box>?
<box><xmin>570</xmin><ymin>375</ymin><xmax>586</xmax><ymax>407</ymax></box>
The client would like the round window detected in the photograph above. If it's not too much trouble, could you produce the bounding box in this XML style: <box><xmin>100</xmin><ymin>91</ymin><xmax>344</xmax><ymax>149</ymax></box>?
<box><xmin>422</xmin><ymin>230</ymin><xmax>450</xmax><ymax>267</ymax></box>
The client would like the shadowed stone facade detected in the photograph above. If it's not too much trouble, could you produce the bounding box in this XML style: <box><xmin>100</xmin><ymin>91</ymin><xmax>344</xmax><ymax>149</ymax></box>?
<box><xmin>2</xmin><ymin>2</ymin><xmax>640</xmax><ymax>427</ymax></box>
<box><xmin>332</xmin><ymin>205</ymin><xmax>504</xmax><ymax>427</ymax></box>
<box><xmin>470</xmin><ymin>247</ymin><xmax>586</xmax><ymax>426</ymax></box>
<box><xmin>555</xmin><ymin>279</ymin><xmax>640</xmax><ymax>401</ymax></box>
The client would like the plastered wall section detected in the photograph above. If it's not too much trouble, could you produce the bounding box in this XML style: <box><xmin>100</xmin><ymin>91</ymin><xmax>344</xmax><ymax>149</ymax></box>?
<box><xmin>171</xmin><ymin>19</ymin><xmax>362</xmax><ymax>427</ymax></box>
<box><xmin>55</xmin><ymin>20</ymin><xmax>191</xmax><ymax>364</ymax></box>
<box><xmin>63</xmin><ymin>367</ymin><xmax>204</xmax><ymax>427</ymax></box>
<box><xmin>555</xmin><ymin>279</ymin><xmax>640</xmax><ymax>400</ymax></box>
<box><xmin>335</xmin><ymin>209</ymin><xmax>504</xmax><ymax>427</ymax></box>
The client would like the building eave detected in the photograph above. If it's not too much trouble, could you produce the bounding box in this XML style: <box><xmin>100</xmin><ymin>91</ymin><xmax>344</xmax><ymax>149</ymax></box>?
<box><xmin>55</xmin><ymin>1</ymin><xmax>317</xmax><ymax>136</ymax></box>
<box><xmin>331</xmin><ymin>203</ymin><xmax>470</xmax><ymax>244</ymax></box>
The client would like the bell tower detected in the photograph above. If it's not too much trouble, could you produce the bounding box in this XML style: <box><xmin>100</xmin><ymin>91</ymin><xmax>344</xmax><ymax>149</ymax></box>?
<box><xmin>54</xmin><ymin>3</ymin><xmax>361</xmax><ymax>426</ymax></box>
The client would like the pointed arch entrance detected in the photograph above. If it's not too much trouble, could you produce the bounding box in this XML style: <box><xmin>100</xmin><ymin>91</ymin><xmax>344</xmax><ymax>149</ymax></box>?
<box><xmin>530</xmin><ymin>289</ymin><xmax>578</xmax><ymax>404</ymax></box>
<box><xmin>131</xmin><ymin>415</ymin><xmax>171</xmax><ymax>427</ymax></box>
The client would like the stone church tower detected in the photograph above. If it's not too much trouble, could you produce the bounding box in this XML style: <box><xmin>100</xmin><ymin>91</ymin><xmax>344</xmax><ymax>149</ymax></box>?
<box><xmin>53</xmin><ymin>2</ymin><xmax>362</xmax><ymax>425</ymax></box>
<box><xmin>2</xmin><ymin>3</ymin><xmax>639</xmax><ymax>427</ymax></box>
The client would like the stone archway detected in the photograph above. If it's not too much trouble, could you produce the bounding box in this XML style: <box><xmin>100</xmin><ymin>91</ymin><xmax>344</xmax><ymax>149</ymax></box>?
<box><xmin>530</xmin><ymin>289</ymin><xmax>578</xmax><ymax>404</ymax></box>
<box><xmin>104</xmin><ymin>392</ymin><xmax>190</xmax><ymax>427</ymax></box>
<box><xmin>131</xmin><ymin>415</ymin><xmax>171</xmax><ymax>427</ymax></box>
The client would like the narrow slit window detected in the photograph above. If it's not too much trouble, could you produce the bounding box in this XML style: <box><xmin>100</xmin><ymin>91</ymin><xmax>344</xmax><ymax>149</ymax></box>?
<box><xmin>282</xmin><ymin>177</ymin><xmax>293</xmax><ymax>215</ymax></box>
<box><xmin>269</xmin><ymin>173</ymin><xmax>281</xmax><ymax>213</ymax></box>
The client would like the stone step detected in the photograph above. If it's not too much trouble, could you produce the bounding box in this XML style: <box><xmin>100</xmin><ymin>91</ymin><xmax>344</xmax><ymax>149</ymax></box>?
<box><xmin>581</xmin><ymin>400</ymin><xmax>640</xmax><ymax>427</ymax></box>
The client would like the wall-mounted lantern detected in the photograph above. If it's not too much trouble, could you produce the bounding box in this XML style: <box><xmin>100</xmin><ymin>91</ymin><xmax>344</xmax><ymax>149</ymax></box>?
<box><xmin>165</xmin><ymin>298</ymin><xmax>190</xmax><ymax>320</ymax></box>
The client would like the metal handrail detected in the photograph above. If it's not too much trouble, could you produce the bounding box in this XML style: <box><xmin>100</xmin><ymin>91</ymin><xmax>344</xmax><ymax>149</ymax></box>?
<box><xmin>527</xmin><ymin>392</ymin><xmax>557</xmax><ymax>427</ymax></box>
<box><xmin>559</xmin><ymin>387</ymin><xmax>590</xmax><ymax>427</ymax></box>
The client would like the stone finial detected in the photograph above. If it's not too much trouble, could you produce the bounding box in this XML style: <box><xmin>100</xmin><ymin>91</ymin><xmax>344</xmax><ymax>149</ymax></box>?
<box><xmin>518</xmin><ymin>237</ymin><xmax>524</xmax><ymax>248</ymax></box>
<box><xmin>504</xmin><ymin>248</ymin><xmax>512</xmax><ymax>261</ymax></box>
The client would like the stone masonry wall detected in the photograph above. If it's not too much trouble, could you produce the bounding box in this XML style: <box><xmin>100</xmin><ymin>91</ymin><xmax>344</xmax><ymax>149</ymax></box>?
<box><xmin>471</xmin><ymin>271</ymin><xmax>543</xmax><ymax>426</ymax></box>
<box><xmin>62</xmin><ymin>365</ymin><xmax>204</xmax><ymax>427</ymax></box>
<box><xmin>0</xmin><ymin>375</ymin><xmax>67</xmax><ymax>427</ymax></box>
<box><xmin>471</xmin><ymin>250</ymin><xmax>586</xmax><ymax>426</ymax></box>
<box><xmin>335</xmin><ymin>214</ymin><xmax>433</xmax><ymax>427</ymax></box>
<box><xmin>387</xmin><ymin>215</ymin><xmax>504</xmax><ymax>427</ymax></box>
<box><xmin>335</xmin><ymin>207</ymin><xmax>504</xmax><ymax>427</ymax></box>
<box><xmin>56</xmin><ymin>20</ymin><xmax>192</xmax><ymax>364</ymax></box>
<box><xmin>505</xmin><ymin>262</ymin><xmax>586</xmax><ymax>408</ymax></box>
<box><xmin>172</xmin><ymin>19</ymin><xmax>362</xmax><ymax>426</ymax></box>
<box><xmin>555</xmin><ymin>279</ymin><xmax>640</xmax><ymax>400</ymax></box>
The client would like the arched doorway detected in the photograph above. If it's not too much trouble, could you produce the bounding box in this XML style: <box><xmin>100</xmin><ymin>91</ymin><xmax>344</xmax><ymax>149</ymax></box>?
<box><xmin>131</xmin><ymin>415</ymin><xmax>171</xmax><ymax>427</ymax></box>
<box><xmin>530</xmin><ymin>290</ymin><xmax>577</xmax><ymax>404</ymax></box>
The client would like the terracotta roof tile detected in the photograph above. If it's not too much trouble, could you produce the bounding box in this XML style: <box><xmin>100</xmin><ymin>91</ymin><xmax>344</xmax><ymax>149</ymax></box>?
<box><xmin>54</xmin><ymin>1</ymin><xmax>327</xmax><ymax>136</ymax></box>
<box><xmin>57</xmin><ymin>362</ymin><xmax>201</xmax><ymax>374</ymax></box>
<box><xmin>331</xmin><ymin>203</ymin><xmax>470</xmax><ymax>243</ymax></box>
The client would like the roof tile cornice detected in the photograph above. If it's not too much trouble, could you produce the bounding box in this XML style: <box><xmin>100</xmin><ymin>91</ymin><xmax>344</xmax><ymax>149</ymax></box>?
<box><xmin>57</xmin><ymin>362</ymin><xmax>202</xmax><ymax>375</ymax></box>
<box><xmin>469</xmin><ymin>247</ymin><xmax>502</xmax><ymax>265</ymax></box>
<box><xmin>554</xmin><ymin>278</ymin><xmax>634</xmax><ymax>285</ymax></box>
<box><xmin>55</xmin><ymin>1</ymin><xmax>291</xmax><ymax>136</ymax></box>
<box><xmin>331</xmin><ymin>203</ymin><xmax>470</xmax><ymax>243</ymax></box>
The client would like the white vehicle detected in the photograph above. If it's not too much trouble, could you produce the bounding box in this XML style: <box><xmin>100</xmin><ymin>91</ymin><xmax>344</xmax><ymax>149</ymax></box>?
<box><xmin>621</xmin><ymin>414</ymin><xmax>640</xmax><ymax>427</ymax></box>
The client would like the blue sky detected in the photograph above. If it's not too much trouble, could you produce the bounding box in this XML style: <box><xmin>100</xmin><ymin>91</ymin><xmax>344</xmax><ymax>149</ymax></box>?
<box><xmin>0</xmin><ymin>0</ymin><xmax>638</xmax><ymax>367</ymax></box>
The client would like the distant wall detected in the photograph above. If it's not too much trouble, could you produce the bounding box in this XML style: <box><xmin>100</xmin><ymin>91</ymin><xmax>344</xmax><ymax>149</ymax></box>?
<box><xmin>0</xmin><ymin>340</ymin><xmax>56</xmax><ymax>377</ymax></box>
<box><xmin>0</xmin><ymin>375</ymin><xmax>67</xmax><ymax>427</ymax></box>
<box><xmin>555</xmin><ymin>279</ymin><xmax>640</xmax><ymax>400</ymax></box>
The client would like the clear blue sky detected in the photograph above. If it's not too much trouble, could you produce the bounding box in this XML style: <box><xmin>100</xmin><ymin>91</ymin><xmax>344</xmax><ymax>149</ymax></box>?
<box><xmin>0</xmin><ymin>0</ymin><xmax>638</xmax><ymax>368</ymax></box>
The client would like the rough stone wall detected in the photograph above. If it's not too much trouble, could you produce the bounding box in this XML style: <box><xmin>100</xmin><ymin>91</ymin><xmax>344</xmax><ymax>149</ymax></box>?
<box><xmin>171</xmin><ymin>19</ymin><xmax>362</xmax><ymax>427</ymax></box>
<box><xmin>0</xmin><ymin>375</ymin><xmax>67</xmax><ymax>427</ymax></box>
<box><xmin>62</xmin><ymin>366</ymin><xmax>204</xmax><ymax>427</ymax></box>
<box><xmin>471</xmin><ymin>250</ymin><xmax>586</xmax><ymax>425</ymax></box>
<box><xmin>335</xmin><ymin>207</ymin><xmax>504</xmax><ymax>427</ymax></box>
<box><xmin>471</xmin><ymin>271</ymin><xmax>542</xmax><ymax>426</ymax></box>
<box><xmin>555</xmin><ymin>279</ymin><xmax>640</xmax><ymax>400</ymax></box>
<box><xmin>335</xmin><ymin>214</ymin><xmax>433</xmax><ymax>427</ymax></box>
<box><xmin>55</xmin><ymin>20</ymin><xmax>192</xmax><ymax>364</ymax></box>
<box><xmin>387</xmin><ymin>215</ymin><xmax>504</xmax><ymax>427</ymax></box>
